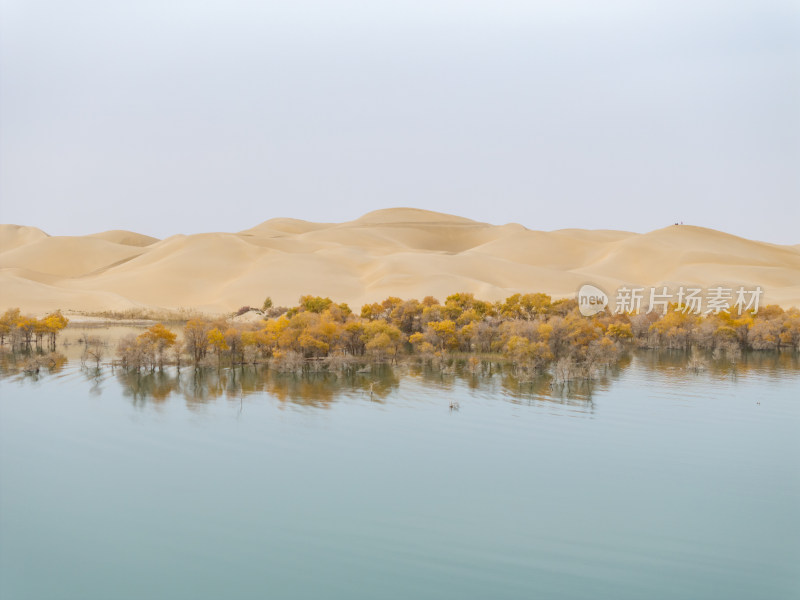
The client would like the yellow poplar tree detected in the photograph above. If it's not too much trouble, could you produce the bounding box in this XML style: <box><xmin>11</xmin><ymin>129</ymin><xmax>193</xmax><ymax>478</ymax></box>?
<box><xmin>208</xmin><ymin>328</ymin><xmax>229</xmax><ymax>366</ymax></box>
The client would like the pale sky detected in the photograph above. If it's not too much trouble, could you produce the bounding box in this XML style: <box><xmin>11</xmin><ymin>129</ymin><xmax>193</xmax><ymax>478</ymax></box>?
<box><xmin>1</xmin><ymin>0</ymin><xmax>798</xmax><ymax>243</ymax></box>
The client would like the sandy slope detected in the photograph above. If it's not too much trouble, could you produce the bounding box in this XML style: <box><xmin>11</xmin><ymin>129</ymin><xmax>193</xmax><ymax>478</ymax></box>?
<box><xmin>1</xmin><ymin>208</ymin><xmax>798</xmax><ymax>313</ymax></box>
<box><xmin>87</xmin><ymin>230</ymin><xmax>159</xmax><ymax>247</ymax></box>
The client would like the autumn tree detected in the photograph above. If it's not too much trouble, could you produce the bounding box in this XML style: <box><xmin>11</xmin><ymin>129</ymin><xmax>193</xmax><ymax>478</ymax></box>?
<box><xmin>779</xmin><ymin>308</ymin><xmax>800</xmax><ymax>349</ymax></box>
<box><xmin>139</xmin><ymin>323</ymin><xmax>177</xmax><ymax>369</ymax></box>
<box><xmin>0</xmin><ymin>308</ymin><xmax>21</xmax><ymax>346</ymax></box>
<box><xmin>42</xmin><ymin>311</ymin><xmax>69</xmax><ymax>351</ymax></box>
<box><xmin>15</xmin><ymin>315</ymin><xmax>37</xmax><ymax>349</ymax></box>
<box><xmin>224</xmin><ymin>328</ymin><xmax>244</xmax><ymax>364</ymax></box>
<box><xmin>363</xmin><ymin>320</ymin><xmax>403</xmax><ymax>363</ymax></box>
<box><xmin>468</xmin><ymin>320</ymin><xmax>501</xmax><ymax>353</ymax></box>
<box><xmin>184</xmin><ymin>319</ymin><xmax>211</xmax><ymax>365</ymax></box>
<box><xmin>341</xmin><ymin>321</ymin><xmax>366</xmax><ymax>356</ymax></box>
<box><xmin>360</xmin><ymin>302</ymin><xmax>383</xmax><ymax>321</ymax></box>
<box><xmin>748</xmin><ymin>319</ymin><xmax>780</xmax><ymax>350</ymax></box>
<box><xmin>548</xmin><ymin>298</ymin><xmax>578</xmax><ymax>317</ymax></box>
<box><xmin>241</xmin><ymin>329</ymin><xmax>269</xmax><ymax>363</ymax></box>
<box><xmin>564</xmin><ymin>314</ymin><xmax>603</xmax><ymax>363</ymax></box>
<box><xmin>208</xmin><ymin>327</ymin><xmax>229</xmax><ymax>366</ymax></box>
<box><xmin>605</xmin><ymin>322</ymin><xmax>633</xmax><ymax>342</ymax></box>
<box><xmin>297</xmin><ymin>295</ymin><xmax>333</xmax><ymax>314</ymax></box>
<box><xmin>427</xmin><ymin>320</ymin><xmax>458</xmax><ymax>352</ymax></box>
<box><xmin>408</xmin><ymin>331</ymin><xmax>436</xmax><ymax>356</ymax></box>
<box><xmin>117</xmin><ymin>334</ymin><xmax>148</xmax><ymax>370</ymax></box>
<box><xmin>505</xmin><ymin>336</ymin><xmax>553</xmax><ymax>371</ymax></box>
<box><xmin>33</xmin><ymin>319</ymin><xmax>50</xmax><ymax>350</ymax></box>
<box><xmin>263</xmin><ymin>315</ymin><xmax>291</xmax><ymax>354</ymax></box>
<box><xmin>389</xmin><ymin>299</ymin><xmax>423</xmax><ymax>334</ymax></box>
<box><xmin>648</xmin><ymin>307</ymin><xmax>696</xmax><ymax>349</ymax></box>
<box><xmin>499</xmin><ymin>293</ymin><xmax>551</xmax><ymax>320</ymax></box>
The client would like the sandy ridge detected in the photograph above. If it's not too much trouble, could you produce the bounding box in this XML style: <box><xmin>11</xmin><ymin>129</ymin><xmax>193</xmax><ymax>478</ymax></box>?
<box><xmin>1</xmin><ymin>208</ymin><xmax>798</xmax><ymax>313</ymax></box>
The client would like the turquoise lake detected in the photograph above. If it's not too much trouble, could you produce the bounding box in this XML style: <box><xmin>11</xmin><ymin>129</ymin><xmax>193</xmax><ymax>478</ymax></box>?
<box><xmin>1</xmin><ymin>350</ymin><xmax>798</xmax><ymax>599</ymax></box>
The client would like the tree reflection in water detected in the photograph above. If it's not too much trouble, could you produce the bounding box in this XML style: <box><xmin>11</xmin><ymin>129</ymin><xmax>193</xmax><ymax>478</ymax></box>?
<box><xmin>2</xmin><ymin>349</ymin><xmax>798</xmax><ymax>409</ymax></box>
<box><xmin>113</xmin><ymin>364</ymin><xmax>403</xmax><ymax>409</ymax></box>
<box><xmin>0</xmin><ymin>351</ymin><xmax>68</xmax><ymax>380</ymax></box>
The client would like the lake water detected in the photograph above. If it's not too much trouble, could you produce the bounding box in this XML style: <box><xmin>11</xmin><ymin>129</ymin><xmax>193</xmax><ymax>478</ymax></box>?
<box><xmin>1</xmin><ymin>344</ymin><xmax>799</xmax><ymax>599</ymax></box>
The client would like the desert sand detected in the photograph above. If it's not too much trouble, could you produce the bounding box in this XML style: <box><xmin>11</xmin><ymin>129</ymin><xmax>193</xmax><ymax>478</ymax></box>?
<box><xmin>1</xmin><ymin>208</ymin><xmax>798</xmax><ymax>314</ymax></box>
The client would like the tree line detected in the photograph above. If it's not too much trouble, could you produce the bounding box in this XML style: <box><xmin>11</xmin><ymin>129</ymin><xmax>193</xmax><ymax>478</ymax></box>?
<box><xmin>4</xmin><ymin>294</ymin><xmax>797</xmax><ymax>379</ymax></box>
<box><xmin>0</xmin><ymin>308</ymin><xmax>69</xmax><ymax>351</ymax></box>
<box><xmin>111</xmin><ymin>293</ymin><xmax>800</xmax><ymax>379</ymax></box>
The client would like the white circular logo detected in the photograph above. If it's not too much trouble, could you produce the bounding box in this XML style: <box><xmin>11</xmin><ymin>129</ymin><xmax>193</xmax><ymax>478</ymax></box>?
<box><xmin>578</xmin><ymin>284</ymin><xmax>608</xmax><ymax>316</ymax></box>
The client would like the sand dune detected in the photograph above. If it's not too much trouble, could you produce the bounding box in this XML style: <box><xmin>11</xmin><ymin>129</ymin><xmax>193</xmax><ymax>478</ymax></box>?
<box><xmin>87</xmin><ymin>230</ymin><xmax>159</xmax><ymax>247</ymax></box>
<box><xmin>0</xmin><ymin>236</ymin><xmax>146</xmax><ymax>278</ymax></box>
<box><xmin>1</xmin><ymin>208</ymin><xmax>798</xmax><ymax>314</ymax></box>
<box><xmin>0</xmin><ymin>225</ymin><xmax>49</xmax><ymax>253</ymax></box>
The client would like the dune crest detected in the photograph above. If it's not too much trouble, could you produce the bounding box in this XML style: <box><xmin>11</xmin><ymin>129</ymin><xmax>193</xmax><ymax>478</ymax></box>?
<box><xmin>350</xmin><ymin>207</ymin><xmax>479</xmax><ymax>225</ymax></box>
<box><xmin>1</xmin><ymin>210</ymin><xmax>798</xmax><ymax>313</ymax></box>
<box><xmin>88</xmin><ymin>230</ymin><xmax>160</xmax><ymax>247</ymax></box>
<box><xmin>0</xmin><ymin>224</ymin><xmax>49</xmax><ymax>254</ymax></box>
<box><xmin>240</xmin><ymin>218</ymin><xmax>333</xmax><ymax>236</ymax></box>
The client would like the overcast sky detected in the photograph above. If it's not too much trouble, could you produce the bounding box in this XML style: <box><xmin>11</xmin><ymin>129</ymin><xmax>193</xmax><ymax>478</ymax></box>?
<box><xmin>1</xmin><ymin>0</ymin><xmax>798</xmax><ymax>243</ymax></box>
